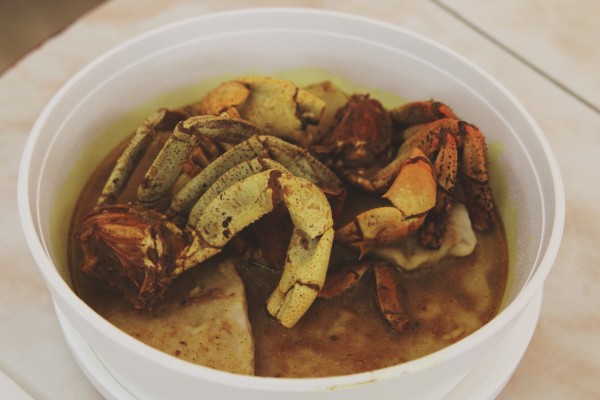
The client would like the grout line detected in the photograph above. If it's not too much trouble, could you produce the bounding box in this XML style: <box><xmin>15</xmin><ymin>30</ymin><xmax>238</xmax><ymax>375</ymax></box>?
<box><xmin>430</xmin><ymin>0</ymin><xmax>600</xmax><ymax>115</ymax></box>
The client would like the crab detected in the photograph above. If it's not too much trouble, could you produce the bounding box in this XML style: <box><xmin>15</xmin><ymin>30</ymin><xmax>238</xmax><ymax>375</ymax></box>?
<box><xmin>312</xmin><ymin>92</ymin><xmax>495</xmax><ymax>251</ymax></box>
<box><xmin>76</xmin><ymin>111</ymin><xmax>345</xmax><ymax>328</ymax></box>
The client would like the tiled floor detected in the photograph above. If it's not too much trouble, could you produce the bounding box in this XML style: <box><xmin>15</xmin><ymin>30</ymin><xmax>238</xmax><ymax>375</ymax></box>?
<box><xmin>436</xmin><ymin>0</ymin><xmax>600</xmax><ymax>112</ymax></box>
<box><xmin>0</xmin><ymin>0</ymin><xmax>105</xmax><ymax>72</ymax></box>
<box><xmin>1</xmin><ymin>1</ymin><xmax>599</xmax><ymax>399</ymax></box>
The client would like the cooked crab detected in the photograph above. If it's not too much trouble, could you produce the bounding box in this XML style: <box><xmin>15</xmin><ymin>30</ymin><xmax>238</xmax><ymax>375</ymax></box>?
<box><xmin>313</xmin><ymin>92</ymin><xmax>495</xmax><ymax>251</ymax></box>
<box><xmin>76</xmin><ymin>114</ymin><xmax>343</xmax><ymax>328</ymax></box>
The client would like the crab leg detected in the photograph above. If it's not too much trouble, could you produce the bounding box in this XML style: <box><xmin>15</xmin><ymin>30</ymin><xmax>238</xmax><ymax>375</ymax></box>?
<box><xmin>137</xmin><ymin>115</ymin><xmax>261</xmax><ymax>206</ymax></box>
<box><xmin>179</xmin><ymin>169</ymin><xmax>334</xmax><ymax>328</ymax></box>
<box><xmin>318</xmin><ymin>261</ymin><xmax>370</xmax><ymax>299</ymax></box>
<box><xmin>98</xmin><ymin>108</ymin><xmax>188</xmax><ymax>205</ymax></box>
<box><xmin>460</xmin><ymin>124</ymin><xmax>495</xmax><ymax>230</ymax></box>
<box><xmin>169</xmin><ymin>135</ymin><xmax>344</xmax><ymax>219</ymax></box>
<box><xmin>373</xmin><ymin>262</ymin><xmax>415</xmax><ymax>333</ymax></box>
<box><xmin>169</xmin><ymin>135</ymin><xmax>269</xmax><ymax>216</ymax></box>
<box><xmin>335</xmin><ymin>119</ymin><xmax>486</xmax><ymax>253</ymax></box>
<box><xmin>187</xmin><ymin>157</ymin><xmax>291</xmax><ymax>226</ymax></box>
<box><xmin>395</xmin><ymin>118</ymin><xmax>453</xmax><ymax>163</ymax></box>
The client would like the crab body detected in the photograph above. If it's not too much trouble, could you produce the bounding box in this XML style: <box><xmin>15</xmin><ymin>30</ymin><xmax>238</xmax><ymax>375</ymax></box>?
<box><xmin>314</xmin><ymin>94</ymin><xmax>394</xmax><ymax>167</ymax></box>
<box><xmin>77</xmin><ymin>204</ymin><xmax>185</xmax><ymax>309</ymax></box>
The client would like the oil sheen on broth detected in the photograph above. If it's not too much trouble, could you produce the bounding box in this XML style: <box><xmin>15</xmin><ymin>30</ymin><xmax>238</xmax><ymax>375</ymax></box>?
<box><xmin>68</xmin><ymin>89</ymin><xmax>508</xmax><ymax>378</ymax></box>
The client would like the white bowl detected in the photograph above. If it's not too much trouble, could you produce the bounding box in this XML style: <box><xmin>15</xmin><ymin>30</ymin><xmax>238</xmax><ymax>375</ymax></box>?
<box><xmin>18</xmin><ymin>8</ymin><xmax>564</xmax><ymax>400</ymax></box>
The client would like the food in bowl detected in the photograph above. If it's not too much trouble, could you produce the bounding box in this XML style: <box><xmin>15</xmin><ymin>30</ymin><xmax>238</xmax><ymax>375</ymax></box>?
<box><xmin>69</xmin><ymin>75</ymin><xmax>508</xmax><ymax>377</ymax></box>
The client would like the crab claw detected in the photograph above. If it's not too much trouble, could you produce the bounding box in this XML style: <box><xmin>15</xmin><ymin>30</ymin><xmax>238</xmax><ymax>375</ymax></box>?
<box><xmin>335</xmin><ymin>148</ymin><xmax>436</xmax><ymax>256</ymax></box>
<box><xmin>137</xmin><ymin>115</ymin><xmax>262</xmax><ymax>207</ymax></box>
<box><xmin>74</xmin><ymin>205</ymin><xmax>186</xmax><ymax>309</ymax></box>
<box><xmin>99</xmin><ymin>108</ymin><xmax>188</xmax><ymax>206</ymax></box>
<box><xmin>180</xmin><ymin>169</ymin><xmax>334</xmax><ymax>328</ymax></box>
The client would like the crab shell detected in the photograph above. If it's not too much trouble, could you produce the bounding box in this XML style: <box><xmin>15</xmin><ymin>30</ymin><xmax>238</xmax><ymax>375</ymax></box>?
<box><xmin>196</xmin><ymin>76</ymin><xmax>326</xmax><ymax>145</ymax></box>
<box><xmin>75</xmin><ymin>204</ymin><xmax>187</xmax><ymax>309</ymax></box>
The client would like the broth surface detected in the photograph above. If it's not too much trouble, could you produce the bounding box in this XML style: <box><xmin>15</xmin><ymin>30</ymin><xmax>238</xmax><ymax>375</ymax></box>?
<box><xmin>69</xmin><ymin>91</ymin><xmax>508</xmax><ymax>377</ymax></box>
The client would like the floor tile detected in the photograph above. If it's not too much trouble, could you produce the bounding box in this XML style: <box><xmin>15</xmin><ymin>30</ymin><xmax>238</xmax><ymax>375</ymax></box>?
<box><xmin>437</xmin><ymin>0</ymin><xmax>600</xmax><ymax>111</ymax></box>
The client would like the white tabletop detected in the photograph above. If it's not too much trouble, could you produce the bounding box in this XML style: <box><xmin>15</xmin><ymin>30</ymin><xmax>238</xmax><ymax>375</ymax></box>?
<box><xmin>2</xmin><ymin>1</ymin><xmax>599</xmax><ymax>398</ymax></box>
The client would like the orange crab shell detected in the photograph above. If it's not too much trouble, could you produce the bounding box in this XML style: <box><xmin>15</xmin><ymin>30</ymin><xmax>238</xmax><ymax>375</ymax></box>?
<box><xmin>321</xmin><ymin>94</ymin><xmax>394</xmax><ymax>167</ymax></box>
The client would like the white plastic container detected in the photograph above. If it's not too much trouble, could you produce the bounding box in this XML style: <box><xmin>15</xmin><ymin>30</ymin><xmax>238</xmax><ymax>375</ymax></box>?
<box><xmin>18</xmin><ymin>8</ymin><xmax>564</xmax><ymax>399</ymax></box>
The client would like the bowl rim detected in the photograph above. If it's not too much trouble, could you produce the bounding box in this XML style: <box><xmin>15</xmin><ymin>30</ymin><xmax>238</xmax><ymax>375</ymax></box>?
<box><xmin>17</xmin><ymin>6</ymin><xmax>565</xmax><ymax>391</ymax></box>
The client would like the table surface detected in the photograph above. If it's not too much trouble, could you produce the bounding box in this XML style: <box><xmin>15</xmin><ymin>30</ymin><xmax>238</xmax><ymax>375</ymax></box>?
<box><xmin>1</xmin><ymin>1</ymin><xmax>599</xmax><ymax>399</ymax></box>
